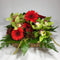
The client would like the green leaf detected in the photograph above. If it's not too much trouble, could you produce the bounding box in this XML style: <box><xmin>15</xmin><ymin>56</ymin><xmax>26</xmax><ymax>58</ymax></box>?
<box><xmin>36</xmin><ymin>18</ymin><xmax>41</xmax><ymax>22</ymax></box>
<box><xmin>40</xmin><ymin>38</ymin><xmax>47</xmax><ymax>48</ymax></box>
<box><xmin>11</xmin><ymin>22</ymin><xmax>16</xmax><ymax>27</ymax></box>
<box><xmin>50</xmin><ymin>26</ymin><xmax>58</xmax><ymax>32</ymax></box>
<box><xmin>6</xmin><ymin>17</ymin><xmax>13</xmax><ymax>21</ymax></box>
<box><xmin>44</xmin><ymin>17</ymin><xmax>51</xmax><ymax>21</ymax></box>
<box><xmin>46</xmin><ymin>31</ymin><xmax>52</xmax><ymax>36</ymax></box>
<box><xmin>43</xmin><ymin>26</ymin><xmax>58</xmax><ymax>32</ymax></box>
<box><xmin>34</xmin><ymin>31</ymin><xmax>39</xmax><ymax>38</ymax></box>
<box><xmin>39</xmin><ymin>35</ymin><xmax>48</xmax><ymax>42</ymax></box>
<box><xmin>11</xmin><ymin>22</ymin><xmax>18</xmax><ymax>30</ymax></box>
<box><xmin>30</xmin><ymin>38</ymin><xmax>38</xmax><ymax>43</ymax></box>
<box><xmin>0</xmin><ymin>34</ymin><xmax>22</xmax><ymax>49</ymax></box>
<box><xmin>40</xmin><ymin>38</ymin><xmax>48</xmax><ymax>48</ymax></box>
<box><xmin>19</xmin><ymin>13</ymin><xmax>25</xmax><ymax>18</ymax></box>
<box><xmin>15</xmin><ymin>12</ymin><xmax>19</xmax><ymax>15</ymax></box>
<box><xmin>32</xmin><ymin>25</ymin><xmax>35</xmax><ymax>29</ymax></box>
<box><xmin>40</xmin><ymin>42</ymin><xmax>43</xmax><ymax>48</ymax></box>
<box><xmin>43</xmin><ymin>26</ymin><xmax>52</xmax><ymax>30</ymax></box>
<box><xmin>21</xmin><ymin>41</ymin><xmax>29</xmax><ymax>55</ymax></box>
<box><xmin>15</xmin><ymin>16</ymin><xmax>20</xmax><ymax>23</ymax></box>
<box><xmin>48</xmin><ymin>22</ymin><xmax>53</xmax><ymax>26</ymax></box>
<box><xmin>43</xmin><ymin>39</ymin><xmax>47</xmax><ymax>43</ymax></box>
<box><xmin>10</xmin><ymin>13</ymin><xmax>14</xmax><ymax>18</ymax></box>
<box><xmin>47</xmin><ymin>37</ymin><xmax>52</xmax><ymax>43</ymax></box>
<box><xmin>41</xmin><ymin>19</ymin><xmax>44</xmax><ymax>24</ymax></box>
<box><xmin>39</xmin><ymin>36</ymin><xmax>44</xmax><ymax>42</ymax></box>
<box><xmin>40</xmin><ymin>37</ymin><xmax>58</xmax><ymax>52</ymax></box>
<box><xmin>30</xmin><ymin>21</ymin><xmax>32</xmax><ymax>26</ymax></box>
<box><xmin>1</xmin><ymin>43</ymin><xmax>5</xmax><ymax>47</ymax></box>
<box><xmin>6</xmin><ymin>25</ymin><xmax>12</xmax><ymax>28</ymax></box>
<box><xmin>0</xmin><ymin>47</ymin><xmax>2</xmax><ymax>49</ymax></box>
<box><xmin>14</xmin><ymin>27</ymin><xmax>18</xmax><ymax>30</ymax></box>
<box><xmin>6</xmin><ymin>43</ymin><xmax>9</xmax><ymax>47</ymax></box>
<box><xmin>45</xmin><ymin>43</ymin><xmax>58</xmax><ymax>52</ymax></box>
<box><xmin>0</xmin><ymin>43</ymin><xmax>8</xmax><ymax>49</ymax></box>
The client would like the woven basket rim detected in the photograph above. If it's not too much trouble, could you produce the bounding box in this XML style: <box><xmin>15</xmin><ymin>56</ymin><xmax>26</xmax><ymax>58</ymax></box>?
<box><xmin>12</xmin><ymin>43</ymin><xmax>40</xmax><ymax>47</ymax></box>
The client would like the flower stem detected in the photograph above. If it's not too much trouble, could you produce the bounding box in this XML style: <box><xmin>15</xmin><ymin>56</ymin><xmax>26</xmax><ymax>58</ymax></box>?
<box><xmin>13</xmin><ymin>40</ymin><xmax>23</xmax><ymax>55</ymax></box>
<box><xmin>51</xmin><ymin>37</ymin><xmax>60</xmax><ymax>47</ymax></box>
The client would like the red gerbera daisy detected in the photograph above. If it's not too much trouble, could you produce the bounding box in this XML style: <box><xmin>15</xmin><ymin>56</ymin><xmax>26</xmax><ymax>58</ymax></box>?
<box><xmin>22</xmin><ymin>23</ymin><xmax>33</xmax><ymax>32</ymax></box>
<box><xmin>11</xmin><ymin>27</ymin><xmax>24</xmax><ymax>41</ymax></box>
<box><xmin>25</xmin><ymin>10</ymin><xmax>38</xmax><ymax>22</ymax></box>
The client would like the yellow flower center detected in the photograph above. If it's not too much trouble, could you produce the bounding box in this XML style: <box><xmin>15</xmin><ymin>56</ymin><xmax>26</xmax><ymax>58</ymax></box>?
<box><xmin>45</xmin><ymin>22</ymin><xmax>48</xmax><ymax>25</ymax></box>
<box><xmin>36</xmin><ymin>22</ymin><xmax>40</xmax><ymax>27</ymax></box>
<box><xmin>17</xmin><ymin>23</ymin><xmax>21</xmax><ymax>27</ymax></box>
<box><xmin>41</xmin><ymin>31</ymin><xmax>46</xmax><ymax>36</ymax></box>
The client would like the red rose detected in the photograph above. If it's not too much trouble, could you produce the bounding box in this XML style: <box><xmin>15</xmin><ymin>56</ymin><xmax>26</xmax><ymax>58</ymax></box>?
<box><xmin>11</xmin><ymin>27</ymin><xmax>24</xmax><ymax>40</ymax></box>
<box><xmin>25</xmin><ymin>10</ymin><xmax>38</xmax><ymax>22</ymax></box>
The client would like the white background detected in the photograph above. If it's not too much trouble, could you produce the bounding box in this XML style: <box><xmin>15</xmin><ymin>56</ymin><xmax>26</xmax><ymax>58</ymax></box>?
<box><xmin>0</xmin><ymin>0</ymin><xmax>60</xmax><ymax>60</ymax></box>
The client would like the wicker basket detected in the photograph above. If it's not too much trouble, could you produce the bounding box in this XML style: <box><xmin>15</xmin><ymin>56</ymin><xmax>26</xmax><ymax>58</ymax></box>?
<box><xmin>12</xmin><ymin>43</ymin><xmax>40</xmax><ymax>48</ymax></box>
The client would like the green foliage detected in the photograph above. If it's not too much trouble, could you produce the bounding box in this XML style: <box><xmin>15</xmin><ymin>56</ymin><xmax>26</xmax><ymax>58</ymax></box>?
<box><xmin>21</xmin><ymin>41</ymin><xmax>29</xmax><ymax>55</ymax></box>
<box><xmin>0</xmin><ymin>34</ymin><xmax>30</xmax><ymax>55</ymax></box>
<box><xmin>0</xmin><ymin>34</ymin><xmax>20</xmax><ymax>49</ymax></box>
<box><xmin>40</xmin><ymin>37</ymin><xmax>58</xmax><ymax>52</ymax></box>
<box><xmin>6</xmin><ymin>17</ymin><xmax>13</xmax><ymax>21</ymax></box>
<box><xmin>40</xmin><ymin>37</ymin><xmax>50</xmax><ymax>48</ymax></box>
<box><xmin>11</xmin><ymin>22</ymin><xmax>18</xmax><ymax>30</ymax></box>
<box><xmin>6</xmin><ymin>25</ymin><xmax>12</xmax><ymax>28</ymax></box>
<box><xmin>39</xmin><ymin>36</ymin><xmax>44</xmax><ymax>42</ymax></box>
<box><xmin>19</xmin><ymin>13</ymin><xmax>25</xmax><ymax>19</ymax></box>
<box><xmin>6</xmin><ymin>13</ymin><xmax>14</xmax><ymax>21</ymax></box>
<box><xmin>15</xmin><ymin>16</ymin><xmax>20</xmax><ymax>23</ymax></box>
<box><xmin>49</xmin><ymin>26</ymin><xmax>58</xmax><ymax>32</ymax></box>
<box><xmin>29</xmin><ymin>38</ymin><xmax>38</xmax><ymax>43</ymax></box>
<box><xmin>48</xmin><ymin>22</ymin><xmax>53</xmax><ymax>26</ymax></box>
<box><xmin>10</xmin><ymin>13</ymin><xmax>14</xmax><ymax>18</ymax></box>
<box><xmin>46</xmin><ymin>31</ymin><xmax>52</xmax><ymax>36</ymax></box>
<box><xmin>39</xmin><ymin>35</ymin><xmax>48</xmax><ymax>42</ymax></box>
<box><xmin>43</xmin><ymin>26</ymin><xmax>58</xmax><ymax>32</ymax></box>
<box><xmin>44</xmin><ymin>17</ymin><xmax>51</xmax><ymax>21</ymax></box>
<box><xmin>15</xmin><ymin>12</ymin><xmax>19</xmax><ymax>15</ymax></box>
<box><xmin>33</xmin><ymin>31</ymin><xmax>39</xmax><ymax>38</ymax></box>
<box><xmin>44</xmin><ymin>43</ymin><xmax>58</xmax><ymax>52</ymax></box>
<box><xmin>36</xmin><ymin>18</ymin><xmax>41</xmax><ymax>22</ymax></box>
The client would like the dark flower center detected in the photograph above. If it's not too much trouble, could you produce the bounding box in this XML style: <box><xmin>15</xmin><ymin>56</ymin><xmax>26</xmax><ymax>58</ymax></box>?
<box><xmin>29</xmin><ymin>14</ymin><xmax>34</xmax><ymax>18</ymax></box>
<box><xmin>27</xmin><ymin>26</ymin><xmax>29</xmax><ymax>28</ymax></box>
<box><xmin>16</xmin><ymin>31</ymin><xmax>20</xmax><ymax>36</ymax></box>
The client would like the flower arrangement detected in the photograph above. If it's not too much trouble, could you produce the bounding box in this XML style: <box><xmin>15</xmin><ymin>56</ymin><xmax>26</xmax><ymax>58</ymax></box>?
<box><xmin>0</xmin><ymin>10</ymin><xmax>58</xmax><ymax>55</ymax></box>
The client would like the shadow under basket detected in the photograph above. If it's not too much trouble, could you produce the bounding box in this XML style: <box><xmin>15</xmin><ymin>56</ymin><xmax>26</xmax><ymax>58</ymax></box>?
<box><xmin>12</xmin><ymin>43</ymin><xmax>40</xmax><ymax>48</ymax></box>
